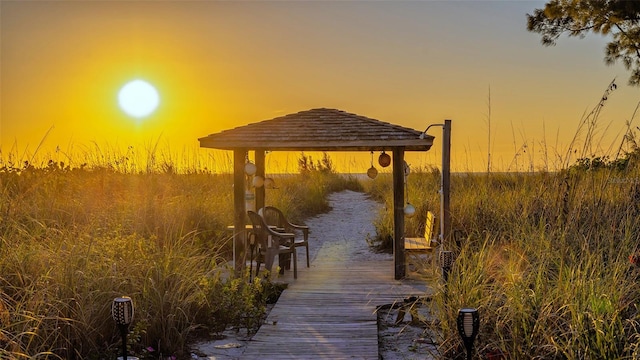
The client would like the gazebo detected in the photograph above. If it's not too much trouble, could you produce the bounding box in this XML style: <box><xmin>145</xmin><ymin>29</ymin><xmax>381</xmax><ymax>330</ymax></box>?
<box><xmin>199</xmin><ymin>108</ymin><xmax>445</xmax><ymax>279</ymax></box>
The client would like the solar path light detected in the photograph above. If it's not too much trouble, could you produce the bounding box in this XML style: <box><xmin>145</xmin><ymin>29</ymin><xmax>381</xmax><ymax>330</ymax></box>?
<box><xmin>439</xmin><ymin>250</ymin><xmax>454</xmax><ymax>282</ymax></box>
<box><xmin>112</xmin><ymin>296</ymin><xmax>135</xmax><ymax>360</ymax></box>
<box><xmin>457</xmin><ymin>307</ymin><xmax>479</xmax><ymax>360</ymax></box>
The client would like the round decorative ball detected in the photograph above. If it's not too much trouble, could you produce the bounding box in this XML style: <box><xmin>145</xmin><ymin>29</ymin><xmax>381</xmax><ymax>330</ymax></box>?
<box><xmin>367</xmin><ymin>166</ymin><xmax>378</xmax><ymax>179</ymax></box>
<box><xmin>404</xmin><ymin>203</ymin><xmax>416</xmax><ymax>217</ymax></box>
<box><xmin>252</xmin><ymin>175</ymin><xmax>264</xmax><ymax>188</ymax></box>
<box><xmin>244</xmin><ymin>162</ymin><xmax>257</xmax><ymax>176</ymax></box>
<box><xmin>378</xmin><ymin>152</ymin><xmax>391</xmax><ymax>167</ymax></box>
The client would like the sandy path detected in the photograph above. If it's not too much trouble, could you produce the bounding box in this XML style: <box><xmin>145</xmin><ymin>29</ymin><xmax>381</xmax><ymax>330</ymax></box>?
<box><xmin>304</xmin><ymin>189</ymin><xmax>390</xmax><ymax>264</ymax></box>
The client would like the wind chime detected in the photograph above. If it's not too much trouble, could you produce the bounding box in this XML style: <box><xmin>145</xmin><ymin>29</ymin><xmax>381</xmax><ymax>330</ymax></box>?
<box><xmin>244</xmin><ymin>153</ymin><xmax>277</xmax><ymax>211</ymax></box>
<box><xmin>244</xmin><ymin>156</ymin><xmax>258</xmax><ymax>212</ymax></box>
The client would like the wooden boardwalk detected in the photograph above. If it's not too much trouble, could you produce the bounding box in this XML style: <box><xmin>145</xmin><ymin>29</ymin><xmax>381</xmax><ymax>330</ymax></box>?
<box><xmin>242</xmin><ymin>258</ymin><xmax>431</xmax><ymax>359</ymax></box>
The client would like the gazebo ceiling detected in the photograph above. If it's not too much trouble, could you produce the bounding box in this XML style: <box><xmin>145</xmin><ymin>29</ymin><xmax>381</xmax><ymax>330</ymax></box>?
<box><xmin>198</xmin><ymin>108</ymin><xmax>434</xmax><ymax>152</ymax></box>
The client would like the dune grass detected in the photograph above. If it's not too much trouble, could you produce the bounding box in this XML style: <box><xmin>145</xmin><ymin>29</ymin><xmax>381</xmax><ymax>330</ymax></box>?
<box><xmin>366</xmin><ymin>165</ymin><xmax>640</xmax><ymax>359</ymax></box>
<box><xmin>4</xmin><ymin>157</ymin><xmax>640</xmax><ymax>359</ymax></box>
<box><xmin>0</xmin><ymin>155</ymin><xmax>358</xmax><ymax>359</ymax></box>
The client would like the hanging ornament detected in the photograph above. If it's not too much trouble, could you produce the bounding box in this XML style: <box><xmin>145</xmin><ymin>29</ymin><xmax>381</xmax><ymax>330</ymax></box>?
<box><xmin>244</xmin><ymin>161</ymin><xmax>257</xmax><ymax>176</ymax></box>
<box><xmin>403</xmin><ymin>160</ymin><xmax>415</xmax><ymax>217</ymax></box>
<box><xmin>367</xmin><ymin>166</ymin><xmax>378</xmax><ymax>179</ymax></box>
<box><xmin>252</xmin><ymin>175</ymin><xmax>264</xmax><ymax>188</ymax></box>
<box><xmin>378</xmin><ymin>151</ymin><xmax>391</xmax><ymax>167</ymax></box>
<box><xmin>404</xmin><ymin>203</ymin><xmax>416</xmax><ymax>217</ymax></box>
<box><xmin>367</xmin><ymin>151</ymin><xmax>378</xmax><ymax>179</ymax></box>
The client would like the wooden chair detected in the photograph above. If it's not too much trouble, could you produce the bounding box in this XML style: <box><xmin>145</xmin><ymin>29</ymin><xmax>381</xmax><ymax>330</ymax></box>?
<box><xmin>404</xmin><ymin>211</ymin><xmax>439</xmax><ymax>269</ymax></box>
<box><xmin>260</xmin><ymin>206</ymin><xmax>310</xmax><ymax>268</ymax></box>
<box><xmin>248</xmin><ymin>211</ymin><xmax>298</xmax><ymax>279</ymax></box>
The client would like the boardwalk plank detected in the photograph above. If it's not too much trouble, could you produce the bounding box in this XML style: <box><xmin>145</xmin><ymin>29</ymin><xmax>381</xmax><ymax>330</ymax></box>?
<box><xmin>241</xmin><ymin>260</ymin><xmax>430</xmax><ymax>359</ymax></box>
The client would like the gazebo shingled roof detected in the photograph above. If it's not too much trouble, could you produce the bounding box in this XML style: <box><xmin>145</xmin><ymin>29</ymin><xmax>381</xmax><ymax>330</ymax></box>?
<box><xmin>198</xmin><ymin>108</ymin><xmax>434</xmax><ymax>151</ymax></box>
<box><xmin>199</xmin><ymin>108</ymin><xmax>439</xmax><ymax>280</ymax></box>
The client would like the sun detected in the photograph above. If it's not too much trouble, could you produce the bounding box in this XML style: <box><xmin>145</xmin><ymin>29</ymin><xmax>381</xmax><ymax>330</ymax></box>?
<box><xmin>118</xmin><ymin>79</ymin><xmax>160</xmax><ymax>118</ymax></box>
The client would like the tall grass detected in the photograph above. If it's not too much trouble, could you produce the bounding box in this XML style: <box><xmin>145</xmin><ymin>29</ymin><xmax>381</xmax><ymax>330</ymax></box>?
<box><xmin>366</xmin><ymin>163</ymin><xmax>640</xmax><ymax>359</ymax></box>
<box><xmin>0</xmin><ymin>152</ymin><xmax>357</xmax><ymax>358</ymax></box>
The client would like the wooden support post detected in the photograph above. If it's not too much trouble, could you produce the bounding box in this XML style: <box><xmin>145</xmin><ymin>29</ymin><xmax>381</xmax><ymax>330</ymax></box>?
<box><xmin>233</xmin><ymin>149</ymin><xmax>247</xmax><ymax>276</ymax></box>
<box><xmin>255</xmin><ymin>150</ymin><xmax>265</xmax><ymax>211</ymax></box>
<box><xmin>392</xmin><ymin>147</ymin><xmax>405</xmax><ymax>280</ymax></box>
<box><xmin>441</xmin><ymin>120</ymin><xmax>452</xmax><ymax>248</ymax></box>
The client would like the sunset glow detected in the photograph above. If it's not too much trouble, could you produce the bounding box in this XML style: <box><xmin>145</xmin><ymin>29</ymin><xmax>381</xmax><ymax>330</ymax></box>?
<box><xmin>2</xmin><ymin>1</ymin><xmax>640</xmax><ymax>172</ymax></box>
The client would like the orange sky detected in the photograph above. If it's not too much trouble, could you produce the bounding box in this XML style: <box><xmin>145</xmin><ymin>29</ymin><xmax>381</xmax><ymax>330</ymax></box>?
<box><xmin>2</xmin><ymin>1</ymin><xmax>639</xmax><ymax>173</ymax></box>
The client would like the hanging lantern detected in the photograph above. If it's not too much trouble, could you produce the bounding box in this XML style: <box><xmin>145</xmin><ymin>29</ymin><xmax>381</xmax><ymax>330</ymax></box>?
<box><xmin>404</xmin><ymin>203</ymin><xmax>416</xmax><ymax>217</ymax></box>
<box><xmin>264</xmin><ymin>177</ymin><xmax>276</xmax><ymax>189</ymax></box>
<box><xmin>244</xmin><ymin>161</ymin><xmax>257</xmax><ymax>176</ymax></box>
<box><xmin>378</xmin><ymin>151</ymin><xmax>391</xmax><ymax>167</ymax></box>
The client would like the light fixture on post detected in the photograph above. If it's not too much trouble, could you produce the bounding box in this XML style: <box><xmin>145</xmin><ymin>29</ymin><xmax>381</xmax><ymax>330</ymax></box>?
<box><xmin>112</xmin><ymin>296</ymin><xmax>135</xmax><ymax>360</ymax></box>
<box><xmin>457</xmin><ymin>307</ymin><xmax>479</xmax><ymax>360</ymax></box>
<box><xmin>367</xmin><ymin>151</ymin><xmax>378</xmax><ymax>179</ymax></box>
<box><xmin>421</xmin><ymin>120</ymin><xmax>451</xmax><ymax>251</ymax></box>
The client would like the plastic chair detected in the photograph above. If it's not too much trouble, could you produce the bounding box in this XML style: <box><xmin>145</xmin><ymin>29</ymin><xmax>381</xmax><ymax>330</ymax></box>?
<box><xmin>260</xmin><ymin>206</ymin><xmax>310</xmax><ymax>267</ymax></box>
<box><xmin>248</xmin><ymin>211</ymin><xmax>297</xmax><ymax>279</ymax></box>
